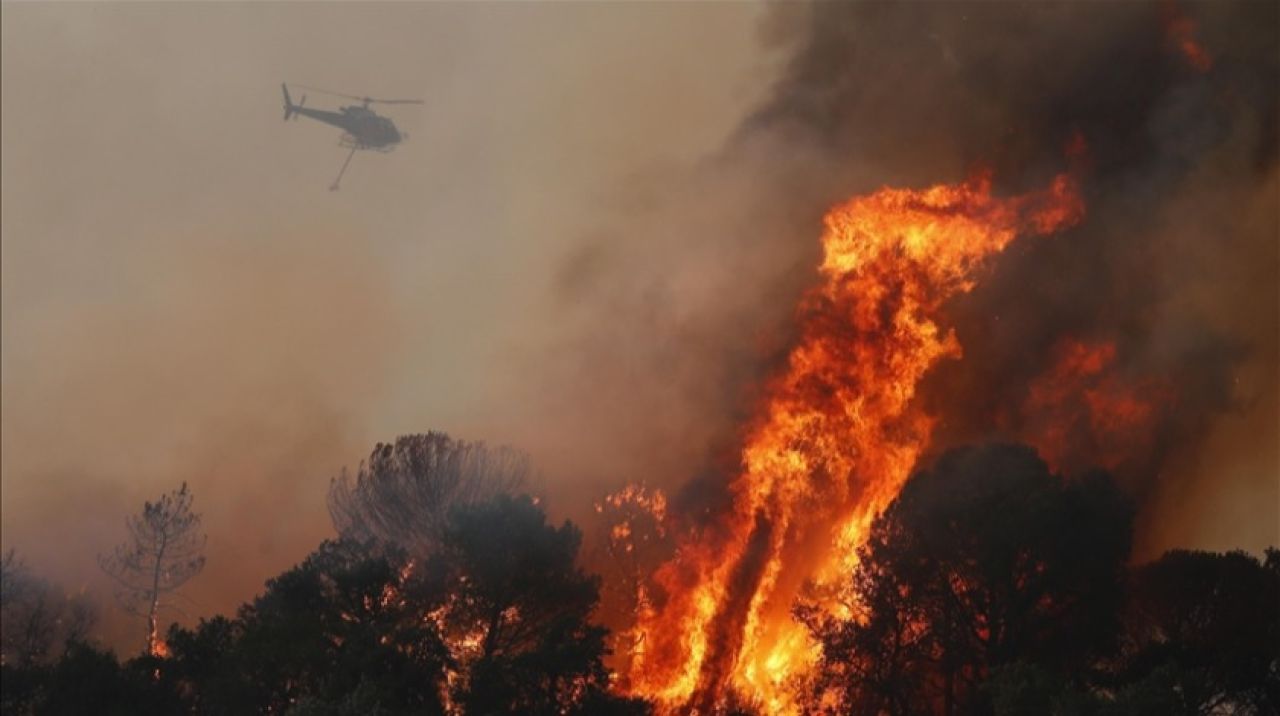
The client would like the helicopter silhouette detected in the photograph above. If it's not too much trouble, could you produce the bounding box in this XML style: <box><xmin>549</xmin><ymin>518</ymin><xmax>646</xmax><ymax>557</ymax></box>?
<box><xmin>282</xmin><ymin>83</ymin><xmax>422</xmax><ymax>190</ymax></box>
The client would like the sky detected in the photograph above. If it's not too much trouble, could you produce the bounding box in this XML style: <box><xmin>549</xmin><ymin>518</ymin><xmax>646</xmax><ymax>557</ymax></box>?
<box><xmin>1</xmin><ymin>1</ymin><xmax>778</xmax><ymax>647</ymax></box>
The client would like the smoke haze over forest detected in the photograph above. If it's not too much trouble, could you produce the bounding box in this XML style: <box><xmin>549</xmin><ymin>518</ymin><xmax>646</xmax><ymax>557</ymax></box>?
<box><xmin>2</xmin><ymin>0</ymin><xmax>1275</xmax><ymax>656</ymax></box>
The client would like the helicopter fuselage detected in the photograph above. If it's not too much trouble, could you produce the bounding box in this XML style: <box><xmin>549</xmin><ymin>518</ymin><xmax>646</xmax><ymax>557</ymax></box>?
<box><xmin>290</xmin><ymin>104</ymin><xmax>402</xmax><ymax>149</ymax></box>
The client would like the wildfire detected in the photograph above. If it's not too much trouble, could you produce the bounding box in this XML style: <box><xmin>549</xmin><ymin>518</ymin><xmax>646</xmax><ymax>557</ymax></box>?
<box><xmin>624</xmin><ymin>170</ymin><xmax>1084</xmax><ymax>713</ymax></box>
<box><xmin>151</xmin><ymin>638</ymin><xmax>171</xmax><ymax>659</ymax></box>
<box><xmin>1162</xmin><ymin>3</ymin><xmax>1213</xmax><ymax>73</ymax></box>
<box><xmin>1021</xmin><ymin>338</ymin><xmax>1167</xmax><ymax>473</ymax></box>
<box><xmin>593</xmin><ymin>484</ymin><xmax>672</xmax><ymax>687</ymax></box>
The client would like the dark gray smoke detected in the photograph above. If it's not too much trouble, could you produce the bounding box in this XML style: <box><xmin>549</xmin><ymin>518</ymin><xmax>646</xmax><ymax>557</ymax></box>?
<box><xmin>549</xmin><ymin>1</ymin><xmax>1277</xmax><ymax>554</ymax></box>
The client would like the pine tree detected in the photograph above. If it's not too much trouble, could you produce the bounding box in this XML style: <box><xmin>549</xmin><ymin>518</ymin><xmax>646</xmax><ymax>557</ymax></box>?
<box><xmin>100</xmin><ymin>482</ymin><xmax>206</xmax><ymax>656</ymax></box>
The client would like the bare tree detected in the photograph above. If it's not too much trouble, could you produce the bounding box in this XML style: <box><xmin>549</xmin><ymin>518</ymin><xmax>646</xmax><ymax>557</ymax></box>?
<box><xmin>1</xmin><ymin>550</ymin><xmax>97</xmax><ymax>665</ymax></box>
<box><xmin>99</xmin><ymin>482</ymin><xmax>206</xmax><ymax>656</ymax></box>
<box><xmin>328</xmin><ymin>432</ymin><xmax>527</xmax><ymax>556</ymax></box>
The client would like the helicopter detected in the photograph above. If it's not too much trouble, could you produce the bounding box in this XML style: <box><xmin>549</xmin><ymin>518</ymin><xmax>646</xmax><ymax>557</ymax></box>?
<box><xmin>281</xmin><ymin>83</ymin><xmax>423</xmax><ymax>190</ymax></box>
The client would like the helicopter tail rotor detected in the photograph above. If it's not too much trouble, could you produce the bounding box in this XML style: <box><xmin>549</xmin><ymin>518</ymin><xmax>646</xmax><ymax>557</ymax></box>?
<box><xmin>282</xmin><ymin>83</ymin><xmax>295</xmax><ymax>121</ymax></box>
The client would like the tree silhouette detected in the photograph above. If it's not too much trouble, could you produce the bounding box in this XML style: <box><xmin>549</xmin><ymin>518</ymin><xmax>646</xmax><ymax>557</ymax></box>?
<box><xmin>11</xmin><ymin>640</ymin><xmax>182</xmax><ymax>716</ymax></box>
<box><xmin>801</xmin><ymin>444</ymin><xmax>1133</xmax><ymax>715</ymax></box>
<box><xmin>99</xmin><ymin>482</ymin><xmax>206</xmax><ymax>656</ymax></box>
<box><xmin>156</xmin><ymin>494</ymin><xmax>647</xmax><ymax>715</ymax></box>
<box><xmin>1</xmin><ymin>550</ymin><xmax>96</xmax><ymax>667</ymax></box>
<box><xmin>423</xmin><ymin>495</ymin><xmax>644</xmax><ymax>714</ymax></box>
<box><xmin>1114</xmin><ymin>548</ymin><xmax>1280</xmax><ymax>714</ymax></box>
<box><xmin>328</xmin><ymin>433</ymin><xmax>527</xmax><ymax>556</ymax></box>
<box><xmin>163</xmin><ymin>540</ymin><xmax>451</xmax><ymax>715</ymax></box>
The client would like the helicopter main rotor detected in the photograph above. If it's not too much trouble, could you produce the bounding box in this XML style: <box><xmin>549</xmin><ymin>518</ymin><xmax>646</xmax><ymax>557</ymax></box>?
<box><xmin>294</xmin><ymin>84</ymin><xmax>424</xmax><ymax>108</ymax></box>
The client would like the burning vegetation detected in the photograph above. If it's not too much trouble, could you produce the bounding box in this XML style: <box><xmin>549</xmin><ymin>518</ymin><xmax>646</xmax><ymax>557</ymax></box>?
<box><xmin>621</xmin><ymin>171</ymin><xmax>1085</xmax><ymax>713</ymax></box>
<box><xmin>1</xmin><ymin>1</ymin><xmax>1276</xmax><ymax>715</ymax></box>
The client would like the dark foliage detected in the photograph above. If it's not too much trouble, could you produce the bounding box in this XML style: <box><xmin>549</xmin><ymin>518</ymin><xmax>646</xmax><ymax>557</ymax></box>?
<box><xmin>0</xmin><ymin>551</ymin><xmax>96</xmax><ymax>667</ymax></box>
<box><xmin>0</xmin><ymin>642</ymin><xmax>182</xmax><ymax>716</ymax></box>
<box><xmin>3</xmin><ymin>446</ymin><xmax>1271</xmax><ymax>716</ymax></box>
<box><xmin>0</xmin><ymin>493</ymin><xmax>648</xmax><ymax>716</ymax></box>
<box><xmin>160</xmin><ymin>539</ymin><xmax>451</xmax><ymax>715</ymax></box>
<box><xmin>984</xmin><ymin>547</ymin><xmax>1280</xmax><ymax>716</ymax></box>
<box><xmin>423</xmin><ymin>494</ymin><xmax>642</xmax><ymax>715</ymax></box>
<box><xmin>158</xmin><ymin>495</ymin><xmax>642</xmax><ymax>715</ymax></box>
<box><xmin>801</xmin><ymin>444</ymin><xmax>1134</xmax><ymax>715</ymax></box>
<box><xmin>1110</xmin><ymin>548</ymin><xmax>1280</xmax><ymax>715</ymax></box>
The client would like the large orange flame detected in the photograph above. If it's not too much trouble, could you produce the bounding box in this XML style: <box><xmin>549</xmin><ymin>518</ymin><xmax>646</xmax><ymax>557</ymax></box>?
<box><xmin>625</xmin><ymin>171</ymin><xmax>1084</xmax><ymax>713</ymax></box>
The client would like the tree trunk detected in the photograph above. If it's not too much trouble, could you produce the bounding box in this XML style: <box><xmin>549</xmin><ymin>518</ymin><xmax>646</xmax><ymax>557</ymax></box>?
<box><xmin>146</xmin><ymin>534</ymin><xmax>168</xmax><ymax>656</ymax></box>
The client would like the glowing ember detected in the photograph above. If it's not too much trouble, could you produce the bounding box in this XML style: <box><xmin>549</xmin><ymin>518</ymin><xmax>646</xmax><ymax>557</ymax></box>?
<box><xmin>624</xmin><ymin>170</ymin><xmax>1084</xmax><ymax>713</ymax></box>
<box><xmin>151</xmin><ymin>637</ymin><xmax>171</xmax><ymax>659</ymax></box>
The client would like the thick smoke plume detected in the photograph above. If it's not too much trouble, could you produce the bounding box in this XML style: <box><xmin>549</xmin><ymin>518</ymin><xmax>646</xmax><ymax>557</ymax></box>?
<box><xmin>545</xmin><ymin>1</ymin><xmax>1277</xmax><ymax>556</ymax></box>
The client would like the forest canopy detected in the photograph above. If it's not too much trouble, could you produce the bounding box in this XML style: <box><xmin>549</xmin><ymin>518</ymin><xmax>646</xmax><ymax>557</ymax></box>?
<box><xmin>2</xmin><ymin>436</ymin><xmax>1275</xmax><ymax>715</ymax></box>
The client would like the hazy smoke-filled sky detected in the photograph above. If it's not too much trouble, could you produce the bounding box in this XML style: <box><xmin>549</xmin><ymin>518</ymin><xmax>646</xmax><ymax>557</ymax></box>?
<box><xmin>1</xmin><ymin>1</ymin><xmax>777</xmax><ymax>646</ymax></box>
<box><xmin>3</xmin><ymin>1</ymin><xmax>1276</xmax><ymax>652</ymax></box>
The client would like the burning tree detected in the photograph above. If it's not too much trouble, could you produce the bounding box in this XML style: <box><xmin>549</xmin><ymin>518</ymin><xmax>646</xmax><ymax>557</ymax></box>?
<box><xmin>99</xmin><ymin>482</ymin><xmax>206</xmax><ymax>656</ymax></box>
<box><xmin>423</xmin><ymin>495</ymin><xmax>636</xmax><ymax>714</ymax></box>
<box><xmin>157</xmin><ymin>495</ymin><xmax>646</xmax><ymax>715</ymax></box>
<box><xmin>588</xmin><ymin>484</ymin><xmax>674</xmax><ymax>688</ymax></box>
<box><xmin>328</xmin><ymin>432</ymin><xmax>527</xmax><ymax>555</ymax></box>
